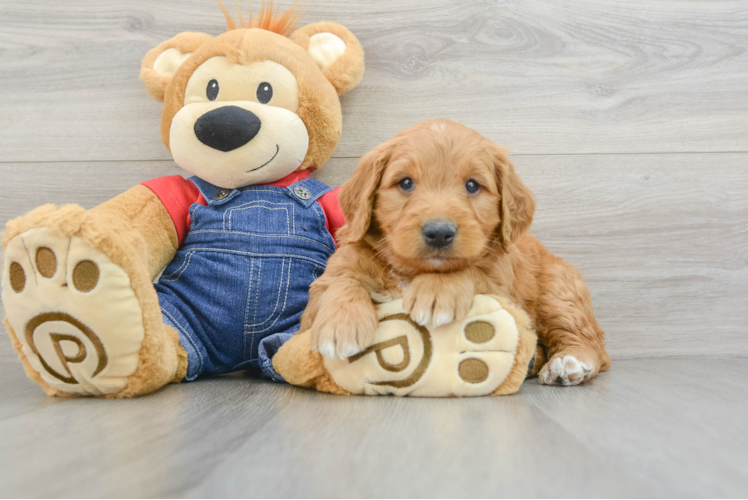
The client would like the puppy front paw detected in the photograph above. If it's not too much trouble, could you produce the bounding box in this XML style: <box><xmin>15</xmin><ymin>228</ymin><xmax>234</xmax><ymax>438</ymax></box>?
<box><xmin>310</xmin><ymin>299</ymin><xmax>379</xmax><ymax>360</ymax></box>
<box><xmin>402</xmin><ymin>274</ymin><xmax>473</xmax><ymax>327</ymax></box>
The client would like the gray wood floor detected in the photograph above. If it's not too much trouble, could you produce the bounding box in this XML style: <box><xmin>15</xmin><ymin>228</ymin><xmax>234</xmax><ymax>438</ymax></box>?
<box><xmin>0</xmin><ymin>357</ymin><xmax>747</xmax><ymax>498</ymax></box>
<box><xmin>1</xmin><ymin>0</ymin><xmax>747</xmax><ymax>497</ymax></box>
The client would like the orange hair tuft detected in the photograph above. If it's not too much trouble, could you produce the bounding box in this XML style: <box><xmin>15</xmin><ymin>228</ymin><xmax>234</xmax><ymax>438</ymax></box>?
<box><xmin>216</xmin><ymin>1</ymin><xmax>302</xmax><ymax>37</ymax></box>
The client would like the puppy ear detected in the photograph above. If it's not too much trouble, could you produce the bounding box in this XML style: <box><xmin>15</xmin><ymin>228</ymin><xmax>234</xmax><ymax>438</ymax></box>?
<box><xmin>291</xmin><ymin>22</ymin><xmax>365</xmax><ymax>95</ymax></box>
<box><xmin>336</xmin><ymin>142</ymin><xmax>393</xmax><ymax>245</ymax></box>
<box><xmin>140</xmin><ymin>32</ymin><xmax>213</xmax><ymax>102</ymax></box>
<box><xmin>494</xmin><ymin>146</ymin><xmax>536</xmax><ymax>252</ymax></box>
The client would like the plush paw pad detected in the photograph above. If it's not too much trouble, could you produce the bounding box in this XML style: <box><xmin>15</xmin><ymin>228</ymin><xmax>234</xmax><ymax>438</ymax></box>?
<box><xmin>323</xmin><ymin>295</ymin><xmax>523</xmax><ymax>397</ymax></box>
<box><xmin>2</xmin><ymin>228</ymin><xmax>145</xmax><ymax>396</ymax></box>
<box><xmin>538</xmin><ymin>355</ymin><xmax>593</xmax><ymax>386</ymax></box>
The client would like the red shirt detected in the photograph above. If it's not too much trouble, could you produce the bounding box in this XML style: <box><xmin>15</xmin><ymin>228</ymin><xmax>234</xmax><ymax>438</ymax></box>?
<box><xmin>141</xmin><ymin>170</ymin><xmax>344</xmax><ymax>247</ymax></box>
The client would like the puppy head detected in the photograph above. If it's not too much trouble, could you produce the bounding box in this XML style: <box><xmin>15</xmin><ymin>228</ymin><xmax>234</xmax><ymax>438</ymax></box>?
<box><xmin>338</xmin><ymin>119</ymin><xmax>535</xmax><ymax>273</ymax></box>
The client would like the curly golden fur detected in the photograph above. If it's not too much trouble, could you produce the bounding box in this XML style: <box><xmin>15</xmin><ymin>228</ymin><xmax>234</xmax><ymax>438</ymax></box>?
<box><xmin>302</xmin><ymin>119</ymin><xmax>610</xmax><ymax>385</ymax></box>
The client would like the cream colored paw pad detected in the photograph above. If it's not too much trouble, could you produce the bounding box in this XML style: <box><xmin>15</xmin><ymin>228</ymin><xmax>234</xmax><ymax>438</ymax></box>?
<box><xmin>323</xmin><ymin>295</ymin><xmax>521</xmax><ymax>397</ymax></box>
<box><xmin>2</xmin><ymin>228</ymin><xmax>145</xmax><ymax>396</ymax></box>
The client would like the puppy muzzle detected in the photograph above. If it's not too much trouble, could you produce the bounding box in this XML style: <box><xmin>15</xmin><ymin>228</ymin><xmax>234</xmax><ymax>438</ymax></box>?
<box><xmin>422</xmin><ymin>219</ymin><xmax>457</xmax><ymax>249</ymax></box>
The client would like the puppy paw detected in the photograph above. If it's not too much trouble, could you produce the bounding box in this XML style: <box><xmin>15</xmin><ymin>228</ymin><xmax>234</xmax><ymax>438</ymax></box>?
<box><xmin>403</xmin><ymin>274</ymin><xmax>473</xmax><ymax>327</ymax></box>
<box><xmin>538</xmin><ymin>355</ymin><xmax>595</xmax><ymax>386</ymax></box>
<box><xmin>311</xmin><ymin>299</ymin><xmax>379</xmax><ymax>360</ymax></box>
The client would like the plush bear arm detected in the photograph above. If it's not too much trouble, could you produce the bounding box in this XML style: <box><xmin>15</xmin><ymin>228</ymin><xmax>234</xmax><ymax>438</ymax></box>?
<box><xmin>317</xmin><ymin>187</ymin><xmax>345</xmax><ymax>242</ymax></box>
<box><xmin>91</xmin><ymin>185</ymin><xmax>178</xmax><ymax>280</ymax></box>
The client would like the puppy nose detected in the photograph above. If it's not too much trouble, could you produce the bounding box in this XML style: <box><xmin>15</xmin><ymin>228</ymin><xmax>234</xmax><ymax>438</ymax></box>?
<box><xmin>422</xmin><ymin>219</ymin><xmax>457</xmax><ymax>249</ymax></box>
<box><xmin>194</xmin><ymin>105</ymin><xmax>261</xmax><ymax>152</ymax></box>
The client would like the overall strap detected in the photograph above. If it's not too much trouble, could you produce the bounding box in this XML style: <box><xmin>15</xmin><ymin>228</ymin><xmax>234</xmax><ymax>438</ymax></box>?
<box><xmin>283</xmin><ymin>177</ymin><xmax>332</xmax><ymax>208</ymax></box>
<box><xmin>188</xmin><ymin>176</ymin><xmax>242</xmax><ymax>206</ymax></box>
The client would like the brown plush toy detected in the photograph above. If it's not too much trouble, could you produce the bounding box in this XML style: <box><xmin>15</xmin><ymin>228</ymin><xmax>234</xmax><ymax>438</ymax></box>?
<box><xmin>1</xmin><ymin>3</ymin><xmax>364</xmax><ymax>398</ymax></box>
<box><xmin>274</xmin><ymin>295</ymin><xmax>537</xmax><ymax>396</ymax></box>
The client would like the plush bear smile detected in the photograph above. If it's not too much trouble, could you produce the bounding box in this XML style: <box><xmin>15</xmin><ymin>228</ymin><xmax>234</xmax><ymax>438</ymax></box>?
<box><xmin>248</xmin><ymin>144</ymin><xmax>280</xmax><ymax>172</ymax></box>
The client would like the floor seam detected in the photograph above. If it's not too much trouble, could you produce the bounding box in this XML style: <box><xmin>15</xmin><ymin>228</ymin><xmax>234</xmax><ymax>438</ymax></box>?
<box><xmin>1</xmin><ymin>150</ymin><xmax>748</xmax><ymax>164</ymax></box>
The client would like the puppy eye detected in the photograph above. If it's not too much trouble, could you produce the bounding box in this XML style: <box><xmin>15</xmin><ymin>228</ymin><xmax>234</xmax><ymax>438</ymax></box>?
<box><xmin>206</xmin><ymin>79</ymin><xmax>219</xmax><ymax>101</ymax></box>
<box><xmin>257</xmin><ymin>82</ymin><xmax>273</xmax><ymax>104</ymax></box>
<box><xmin>398</xmin><ymin>177</ymin><xmax>415</xmax><ymax>192</ymax></box>
<box><xmin>465</xmin><ymin>179</ymin><xmax>481</xmax><ymax>194</ymax></box>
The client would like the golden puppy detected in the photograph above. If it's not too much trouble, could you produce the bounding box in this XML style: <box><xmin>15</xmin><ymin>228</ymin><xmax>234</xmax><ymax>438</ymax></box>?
<box><xmin>302</xmin><ymin>119</ymin><xmax>610</xmax><ymax>386</ymax></box>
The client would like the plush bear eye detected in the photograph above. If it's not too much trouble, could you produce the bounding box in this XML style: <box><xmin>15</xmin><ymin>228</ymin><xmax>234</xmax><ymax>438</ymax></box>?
<box><xmin>257</xmin><ymin>82</ymin><xmax>273</xmax><ymax>104</ymax></box>
<box><xmin>399</xmin><ymin>177</ymin><xmax>415</xmax><ymax>192</ymax></box>
<box><xmin>465</xmin><ymin>179</ymin><xmax>481</xmax><ymax>194</ymax></box>
<box><xmin>206</xmin><ymin>79</ymin><xmax>219</xmax><ymax>101</ymax></box>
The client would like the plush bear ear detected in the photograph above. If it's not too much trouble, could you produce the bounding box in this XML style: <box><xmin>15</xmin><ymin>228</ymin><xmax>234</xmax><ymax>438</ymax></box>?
<box><xmin>140</xmin><ymin>32</ymin><xmax>213</xmax><ymax>102</ymax></box>
<box><xmin>291</xmin><ymin>22</ymin><xmax>365</xmax><ymax>96</ymax></box>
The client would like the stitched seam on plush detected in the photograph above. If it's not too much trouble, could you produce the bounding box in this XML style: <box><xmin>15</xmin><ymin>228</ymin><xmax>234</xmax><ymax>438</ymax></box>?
<box><xmin>161</xmin><ymin>308</ymin><xmax>204</xmax><ymax>375</ymax></box>
<box><xmin>224</xmin><ymin>201</ymin><xmax>292</xmax><ymax>232</ymax></box>
<box><xmin>187</xmin><ymin>229</ymin><xmax>333</xmax><ymax>252</ymax></box>
<box><xmin>245</xmin><ymin>257</ymin><xmax>287</xmax><ymax>329</ymax></box>
<box><xmin>242</xmin><ymin>258</ymin><xmax>256</xmax><ymax>361</ymax></box>
<box><xmin>174</xmin><ymin>247</ymin><xmax>328</xmax><ymax>267</ymax></box>
<box><xmin>245</xmin><ymin>258</ymin><xmax>291</xmax><ymax>335</ymax></box>
<box><xmin>311</xmin><ymin>201</ymin><xmax>336</xmax><ymax>250</ymax></box>
<box><xmin>160</xmin><ymin>251</ymin><xmax>195</xmax><ymax>282</ymax></box>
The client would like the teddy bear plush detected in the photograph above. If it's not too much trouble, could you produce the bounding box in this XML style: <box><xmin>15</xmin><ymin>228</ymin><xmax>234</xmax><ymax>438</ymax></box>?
<box><xmin>1</xmin><ymin>4</ymin><xmax>364</xmax><ymax>397</ymax></box>
<box><xmin>273</xmin><ymin>295</ymin><xmax>537</xmax><ymax>396</ymax></box>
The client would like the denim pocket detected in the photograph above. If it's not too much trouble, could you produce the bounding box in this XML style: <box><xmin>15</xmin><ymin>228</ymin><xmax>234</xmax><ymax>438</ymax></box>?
<box><xmin>159</xmin><ymin>251</ymin><xmax>195</xmax><ymax>283</ymax></box>
<box><xmin>243</xmin><ymin>257</ymin><xmax>292</xmax><ymax>335</ymax></box>
<box><xmin>224</xmin><ymin>200</ymin><xmax>295</xmax><ymax>235</ymax></box>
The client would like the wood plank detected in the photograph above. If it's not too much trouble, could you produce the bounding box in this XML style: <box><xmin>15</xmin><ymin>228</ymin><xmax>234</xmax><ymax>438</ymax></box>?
<box><xmin>187</xmin><ymin>358</ymin><xmax>748</xmax><ymax>498</ymax></box>
<box><xmin>0</xmin><ymin>160</ymin><xmax>187</xmax><ymax>220</ymax></box>
<box><xmin>0</xmin><ymin>358</ymin><xmax>745</xmax><ymax>497</ymax></box>
<box><xmin>525</xmin><ymin>358</ymin><xmax>748</xmax><ymax>498</ymax></box>
<box><xmin>4</xmin><ymin>153</ymin><xmax>745</xmax><ymax>359</ymax></box>
<box><xmin>0</xmin><ymin>351</ymin><xmax>68</xmax><ymax>420</ymax></box>
<box><xmin>0</xmin><ymin>0</ymin><xmax>747</xmax><ymax>162</ymax></box>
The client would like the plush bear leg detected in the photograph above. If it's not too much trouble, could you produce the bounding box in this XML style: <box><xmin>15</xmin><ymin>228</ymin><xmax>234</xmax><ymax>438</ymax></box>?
<box><xmin>275</xmin><ymin>295</ymin><xmax>537</xmax><ymax>397</ymax></box>
<box><xmin>2</xmin><ymin>204</ymin><xmax>187</xmax><ymax>397</ymax></box>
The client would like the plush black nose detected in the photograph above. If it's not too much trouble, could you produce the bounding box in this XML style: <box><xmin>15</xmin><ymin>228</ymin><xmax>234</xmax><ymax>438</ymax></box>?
<box><xmin>194</xmin><ymin>105</ymin><xmax>261</xmax><ymax>152</ymax></box>
<box><xmin>422</xmin><ymin>219</ymin><xmax>457</xmax><ymax>249</ymax></box>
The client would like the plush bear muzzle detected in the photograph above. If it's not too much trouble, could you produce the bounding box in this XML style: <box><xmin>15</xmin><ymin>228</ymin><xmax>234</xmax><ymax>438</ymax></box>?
<box><xmin>193</xmin><ymin>105</ymin><xmax>262</xmax><ymax>152</ymax></box>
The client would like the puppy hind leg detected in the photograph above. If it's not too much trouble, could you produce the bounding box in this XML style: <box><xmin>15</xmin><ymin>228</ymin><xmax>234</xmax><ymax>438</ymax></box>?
<box><xmin>535</xmin><ymin>263</ymin><xmax>610</xmax><ymax>386</ymax></box>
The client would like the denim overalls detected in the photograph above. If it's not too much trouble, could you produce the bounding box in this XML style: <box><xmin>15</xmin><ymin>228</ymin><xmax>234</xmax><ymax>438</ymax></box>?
<box><xmin>154</xmin><ymin>176</ymin><xmax>336</xmax><ymax>382</ymax></box>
